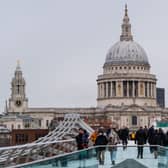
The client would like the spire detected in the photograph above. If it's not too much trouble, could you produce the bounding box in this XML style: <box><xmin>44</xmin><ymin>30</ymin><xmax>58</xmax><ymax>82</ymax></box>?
<box><xmin>16</xmin><ymin>60</ymin><xmax>21</xmax><ymax>71</ymax></box>
<box><xmin>120</xmin><ymin>4</ymin><xmax>133</xmax><ymax>41</ymax></box>
<box><xmin>125</xmin><ymin>4</ymin><xmax>128</xmax><ymax>16</ymax></box>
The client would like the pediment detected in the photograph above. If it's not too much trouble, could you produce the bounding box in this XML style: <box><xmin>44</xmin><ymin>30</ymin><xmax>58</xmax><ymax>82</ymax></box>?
<box><xmin>102</xmin><ymin>104</ymin><xmax>147</xmax><ymax>112</ymax></box>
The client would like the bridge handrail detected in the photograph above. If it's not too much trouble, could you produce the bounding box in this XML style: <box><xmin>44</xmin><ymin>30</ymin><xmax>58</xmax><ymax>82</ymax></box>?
<box><xmin>0</xmin><ymin>113</ymin><xmax>95</xmax><ymax>167</ymax></box>
<box><xmin>0</xmin><ymin>139</ymin><xmax>75</xmax><ymax>151</ymax></box>
<box><xmin>9</xmin><ymin>144</ymin><xmax>168</xmax><ymax>168</ymax></box>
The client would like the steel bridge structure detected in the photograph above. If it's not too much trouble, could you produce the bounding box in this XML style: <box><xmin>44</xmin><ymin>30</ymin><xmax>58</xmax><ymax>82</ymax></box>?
<box><xmin>0</xmin><ymin>114</ymin><xmax>94</xmax><ymax>167</ymax></box>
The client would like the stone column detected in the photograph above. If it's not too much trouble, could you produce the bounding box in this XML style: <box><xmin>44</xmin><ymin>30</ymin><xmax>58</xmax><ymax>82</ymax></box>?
<box><xmin>97</xmin><ymin>83</ymin><xmax>100</xmax><ymax>98</ymax></box>
<box><xmin>153</xmin><ymin>83</ymin><xmax>156</xmax><ymax>98</ymax></box>
<box><xmin>99</xmin><ymin>83</ymin><xmax>101</xmax><ymax>98</ymax></box>
<box><xmin>142</xmin><ymin>82</ymin><xmax>145</xmax><ymax>97</ymax></box>
<box><xmin>147</xmin><ymin>82</ymin><xmax>149</xmax><ymax>98</ymax></box>
<box><xmin>111</xmin><ymin>82</ymin><xmax>113</xmax><ymax>97</ymax></box>
<box><xmin>151</xmin><ymin>82</ymin><xmax>154</xmax><ymax>98</ymax></box>
<box><xmin>102</xmin><ymin>83</ymin><xmax>105</xmax><ymax>98</ymax></box>
<box><xmin>149</xmin><ymin>82</ymin><xmax>151</xmax><ymax>97</ymax></box>
<box><xmin>127</xmin><ymin>81</ymin><xmax>129</xmax><ymax>97</ymax></box>
<box><xmin>106</xmin><ymin>82</ymin><xmax>108</xmax><ymax>98</ymax></box>
<box><xmin>151</xmin><ymin>83</ymin><xmax>153</xmax><ymax>98</ymax></box>
<box><xmin>116</xmin><ymin>81</ymin><xmax>118</xmax><ymax>97</ymax></box>
<box><xmin>117</xmin><ymin>81</ymin><xmax>122</xmax><ymax>97</ymax></box>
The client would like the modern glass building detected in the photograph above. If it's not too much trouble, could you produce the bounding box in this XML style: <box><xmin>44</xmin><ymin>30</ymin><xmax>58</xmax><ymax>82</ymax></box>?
<box><xmin>156</xmin><ymin>88</ymin><xmax>165</xmax><ymax>108</ymax></box>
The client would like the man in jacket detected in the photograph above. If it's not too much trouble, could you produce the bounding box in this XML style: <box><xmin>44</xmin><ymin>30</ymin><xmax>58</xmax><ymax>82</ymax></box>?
<box><xmin>76</xmin><ymin>128</ymin><xmax>85</xmax><ymax>150</ymax></box>
<box><xmin>95</xmin><ymin>129</ymin><xmax>108</xmax><ymax>165</ymax></box>
<box><xmin>148</xmin><ymin>125</ymin><xmax>155</xmax><ymax>153</ymax></box>
<box><xmin>135</xmin><ymin>126</ymin><xmax>146</xmax><ymax>159</ymax></box>
<box><xmin>120</xmin><ymin>126</ymin><xmax>129</xmax><ymax>150</ymax></box>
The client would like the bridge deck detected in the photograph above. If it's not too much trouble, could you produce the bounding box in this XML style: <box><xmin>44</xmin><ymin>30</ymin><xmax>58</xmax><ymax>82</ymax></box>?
<box><xmin>17</xmin><ymin>144</ymin><xmax>162</xmax><ymax>168</ymax></box>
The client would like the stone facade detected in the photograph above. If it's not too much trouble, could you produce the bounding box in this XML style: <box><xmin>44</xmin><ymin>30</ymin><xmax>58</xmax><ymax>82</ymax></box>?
<box><xmin>2</xmin><ymin>6</ymin><xmax>168</xmax><ymax>131</ymax></box>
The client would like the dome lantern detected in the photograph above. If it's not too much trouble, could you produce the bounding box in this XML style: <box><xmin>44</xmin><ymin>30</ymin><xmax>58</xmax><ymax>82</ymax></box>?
<box><xmin>120</xmin><ymin>4</ymin><xmax>133</xmax><ymax>41</ymax></box>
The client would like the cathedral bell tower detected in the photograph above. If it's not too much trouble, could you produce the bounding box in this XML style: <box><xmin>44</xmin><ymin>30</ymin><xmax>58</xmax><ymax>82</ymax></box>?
<box><xmin>8</xmin><ymin>61</ymin><xmax>28</xmax><ymax>113</ymax></box>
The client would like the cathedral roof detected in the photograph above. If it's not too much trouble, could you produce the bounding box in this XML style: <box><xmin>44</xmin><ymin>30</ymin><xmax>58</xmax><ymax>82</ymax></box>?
<box><xmin>104</xmin><ymin>5</ymin><xmax>149</xmax><ymax>67</ymax></box>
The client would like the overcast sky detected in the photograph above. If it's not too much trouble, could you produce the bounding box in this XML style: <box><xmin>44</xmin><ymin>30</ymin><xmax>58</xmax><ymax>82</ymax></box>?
<box><xmin>0</xmin><ymin>0</ymin><xmax>168</xmax><ymax>111</ymax></box>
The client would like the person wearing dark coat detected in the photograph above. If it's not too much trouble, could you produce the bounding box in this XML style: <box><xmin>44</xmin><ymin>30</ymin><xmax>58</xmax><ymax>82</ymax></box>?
<box><xmin>120</xmin><ymin>126</ymin><xmax>129</xmax><ymax>150</ymax></box>
<box><xmin>135</xmin><ymin>126</ymin><xmax>146</xmax><ymax>159</ymax></box>
<box><xmin>147</xmin><ymin>125</ymin><xmax>155</xmax><ymax>153</ymax></box>
<box><xmin>76</xmin><ymin>128</ymin><xmax>85</xmax><ymax>150</ymax></box>
<box><xmin>157</xmin><ymin>128</ymin><xmax>165</xmax><ymax>146</ymax></box>
<box><xmin>164</xmin><ymin>131</ymin><xmax>168</xmax><ymax>146</ymax></box>
<box><xmin>151</xmin><ymin>128</ymin><xmax>165</xmax><ymax>159</ymax></box>
<box><xmin>150</xmin><ymin>129</ymin><xmax>160</xmax><ymax>159</ymax></box>
<box><xmin>83</xmin><ymin>129</ymin><xmax>89</xmax><ymax>148</ymax></box>
<box><xmin>95</xmin><ymin>129</ymin><xmax>108</xmax><ymax>165</ymax></box>
<box><xmin>143</xmin><ymin>125</ymin><xmax>148</xmax><ymax>144</ymax></box>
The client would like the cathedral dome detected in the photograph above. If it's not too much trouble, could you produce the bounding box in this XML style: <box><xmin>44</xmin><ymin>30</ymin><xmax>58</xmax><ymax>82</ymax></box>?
<box><xmin>104</xmin><ymin>5</ymin><xmax>149</xmax><ymax>67</ymax></box>
<box><xmin>105</xmin><ymin>41</ymin><xmax>149</xmax><ymax>66</ymax></box>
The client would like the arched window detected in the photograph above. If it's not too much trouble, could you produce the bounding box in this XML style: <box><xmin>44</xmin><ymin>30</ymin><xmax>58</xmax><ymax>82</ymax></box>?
<box><xmin>132</xmin><ymin>116</ymin><xmax>137</xmax><ymax>125</ymax></box>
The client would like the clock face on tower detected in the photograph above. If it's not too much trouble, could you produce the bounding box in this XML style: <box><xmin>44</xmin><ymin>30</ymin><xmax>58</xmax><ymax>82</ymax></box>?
<box><xmin>15</xmin><ymin>100</ymin><xmax>22</xmax><ymax>107</ymax></box>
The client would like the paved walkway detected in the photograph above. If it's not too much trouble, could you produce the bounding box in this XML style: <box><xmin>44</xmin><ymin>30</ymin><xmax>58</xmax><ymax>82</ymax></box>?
<box><xmin>22</xmin><ymin>142</ymin><xmax>159</xmax><ymax>168</ymax></box>
<box><xmin>98</xmin><ymin>147</ymin><xmax>158</xmax><ymax>168</ymax></box>
<box><xmin>67</xmin><ymin>145</ymin><xmax>158</xmax><ymax>168</ymax></box>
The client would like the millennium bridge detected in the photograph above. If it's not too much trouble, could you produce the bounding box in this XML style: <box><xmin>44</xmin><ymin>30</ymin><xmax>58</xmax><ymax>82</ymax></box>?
<box><xmin>0</xmin><ymin>114</ymin><xmax>167</xmax><ymax>168</ymax></box>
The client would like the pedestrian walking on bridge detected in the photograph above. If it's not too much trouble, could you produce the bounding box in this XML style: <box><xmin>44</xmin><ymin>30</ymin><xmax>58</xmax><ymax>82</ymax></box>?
<box><xmin>95</xmin><ymin>129</ymin><xmax>108</xmax><ymax>165</ymax></box>
<box><xmin>135</xmin><ymin>126</ymin><xmax>146</xmax><ymax>159</ymax></box>
<box><xmin>108</xmin><ymin>128</ymin><xmax>120</xmax><ymax>165</ymax></box>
